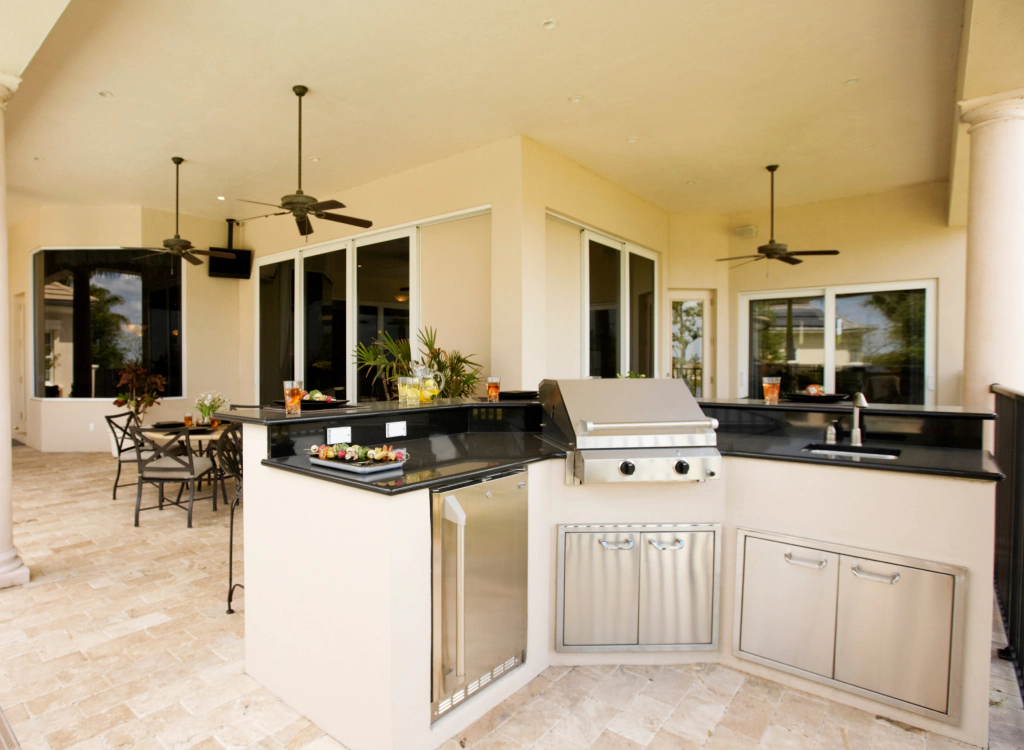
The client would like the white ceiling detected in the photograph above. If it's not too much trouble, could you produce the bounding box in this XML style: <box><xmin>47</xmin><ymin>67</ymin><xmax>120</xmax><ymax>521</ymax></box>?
<box><xmin>5</xmin><ymin>0</ymin><xmax>964</xmax><ymax>225</ymax></box>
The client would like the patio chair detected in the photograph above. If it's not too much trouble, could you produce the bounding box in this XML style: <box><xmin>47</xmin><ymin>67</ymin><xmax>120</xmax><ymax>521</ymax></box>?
<box><xmin>106</xmin><ymin>412</ymin><xmax>181</xmax><ymax>500</ymax></box>
<box><xmin>215</xmin><ymin>424</ymin><xmax>244</xmax><ymax>613</ymax></box>
<box><xmin>128</xmin><ymin>425</ymin><xmax>217</xmax><ymax>528</ymax></box>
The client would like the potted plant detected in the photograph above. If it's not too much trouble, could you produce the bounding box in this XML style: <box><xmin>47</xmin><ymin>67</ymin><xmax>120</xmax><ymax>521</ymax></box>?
<box><xmin>113</xmin><ymin>361</ymin><xmax>166</xmax><ymax>424</ymax></box>
<box><xmin>355</xmin><ymin>327</ymin><xmax>482</xmax><ymax>400</ymax></box>
<box><xmin>195</xmin><ymin>391</ymin><xmax>226</xmax><ymax>425</ymax></box>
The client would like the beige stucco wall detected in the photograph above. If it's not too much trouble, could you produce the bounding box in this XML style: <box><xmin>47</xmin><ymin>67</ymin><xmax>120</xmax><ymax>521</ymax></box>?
<box><xmin>420</xmin><ymin>213</ymin><xmax>492</xmax><ymax>377</ymax></box>
<box><xmin>7</xmin><ymin>205</ymin><xmax>242</xmax><ymax>452</ymax></box>
<box><xmin>720</xmin><ymin>182</ymin><xmax>966</xmax><ymax>404</ymax></box>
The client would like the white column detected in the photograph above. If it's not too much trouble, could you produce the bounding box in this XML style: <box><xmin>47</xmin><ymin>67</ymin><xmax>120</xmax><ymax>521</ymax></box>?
<box><xmin>959</xmin><ymin>90</ymin><xmax>1024</xmax><ymax>414</ymax></box>
<box><xmin>0</xmin><ymin>72</ymin><xmax>29</xmax><ymax>589</ymax></box>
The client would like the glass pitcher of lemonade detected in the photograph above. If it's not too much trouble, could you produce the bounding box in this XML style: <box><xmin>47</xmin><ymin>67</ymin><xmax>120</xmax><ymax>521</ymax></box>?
<box><xmin>413</xmin><ymin>364</ymin><xmax>445</xmax><ymax>403</ymax></box>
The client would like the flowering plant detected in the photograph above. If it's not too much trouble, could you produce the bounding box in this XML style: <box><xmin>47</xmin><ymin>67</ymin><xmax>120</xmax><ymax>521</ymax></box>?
<box><xmin>195</xmin><ymin>391</ymin><xmax>226</xmax><ymax>423</ymax></box>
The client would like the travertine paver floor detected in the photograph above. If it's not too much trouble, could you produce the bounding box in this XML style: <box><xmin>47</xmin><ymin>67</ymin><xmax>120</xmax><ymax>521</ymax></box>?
<box><xmin>1</xmin><ymin>447</ymin><xmax>1023</xmax><ymax>750</ymax></box>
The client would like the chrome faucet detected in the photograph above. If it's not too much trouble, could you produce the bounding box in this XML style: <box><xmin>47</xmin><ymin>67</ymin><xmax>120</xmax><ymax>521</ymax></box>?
<box><xmin>850</xmin><ymin>392</ymin><xmax>868</xmax><ymax>446</ymax></box>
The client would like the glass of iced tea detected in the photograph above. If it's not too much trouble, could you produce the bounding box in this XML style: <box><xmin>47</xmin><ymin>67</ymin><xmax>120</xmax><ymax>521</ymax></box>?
<box><xmin>183</xmin><ymin>413</ymin><xmax>193</xmax><ymax>427</ymax></box>
<box><xmin>762</xmin><ymin>376</ymin><xmax>781</xmax><ymax>405</ymax></box>
<box><xmin>283</xmin><ymin>380</ymin><xmax>303</xmax><ymax>415</ymax></box>
<box><xmin>487</xmin><ymin>376</ymin><xmax>501</xmax><ymax>403</ymax></box>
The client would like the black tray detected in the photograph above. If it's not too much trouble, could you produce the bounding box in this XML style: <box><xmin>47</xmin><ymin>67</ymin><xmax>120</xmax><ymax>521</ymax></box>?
<box><xmin>498</xmin><ymin>390</ymin><xmax>539</xmax><ymax>401</ymax></box>
<box><xmin>783</xmin><ymin>393</ymin><xmax>850</xmax><ymax>404</ymax></box>
<box><xmin>152</xmin><ymin>421</ymin><xmax>185</xmax><ymax>428</ymax></box>
<box><xmin>272</xmin><ymin>399</ymin><xmax>349</xmax><ymax>410</ymax></box>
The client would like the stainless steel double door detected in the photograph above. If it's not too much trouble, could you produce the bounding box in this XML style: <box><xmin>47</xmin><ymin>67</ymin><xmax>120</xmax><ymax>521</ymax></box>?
<box><xmin>431</xmin><ymin>470</ymin><xmax>528</xmax><ymax>720</ymax></box>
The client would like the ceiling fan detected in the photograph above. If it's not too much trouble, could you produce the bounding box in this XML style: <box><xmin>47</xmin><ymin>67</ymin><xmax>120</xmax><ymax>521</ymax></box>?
<box><xmin>717</xmin><ymin>165</ymin><xmax>839</xmax><ymax>267</ymax></box>
<box><xmin>123</xmin><ymin>157</ymin><xmax>236</xmax><ymax>266</ymax></box>
<box><xmin>237</xmin><ymin>85</ymin><xmax>373</xmax><ymax>237</ymax></box>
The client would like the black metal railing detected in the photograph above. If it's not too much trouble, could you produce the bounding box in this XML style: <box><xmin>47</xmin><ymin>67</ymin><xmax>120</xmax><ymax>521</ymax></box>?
<box><xmin>673</xmin><ymin>364</ymin><xmax>702</xmax><ymax>395</ymax></box>
<box><xmin>993</xmin><ymin>384</ymin><xmax>1024</xmax><ymax>695</ymax></box>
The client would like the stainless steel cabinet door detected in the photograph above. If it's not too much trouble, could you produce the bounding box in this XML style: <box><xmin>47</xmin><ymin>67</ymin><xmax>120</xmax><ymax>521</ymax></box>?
<box><xmin>834</xmin><ymin>555</ymin><xmax>954</xmax><ymax>713</ymax></box>
<box><xmin>563</xmin><ymin>532</ymin><xmax>640</xmax><ymax>646</ymax></box>
<box><xmin>639</xmin><ymin>531</ymin><xmax>714</xmax><ymax>645</ymax></box>
<box><xmin>739</xmin><ymin>536</ymin><xmax>839</xmax><ymax>677</ymax></box>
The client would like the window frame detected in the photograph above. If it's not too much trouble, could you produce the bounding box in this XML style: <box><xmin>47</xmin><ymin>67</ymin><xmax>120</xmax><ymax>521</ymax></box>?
<box><xmin>29</xmin><ymin>246</ymin><xmax>188</xmax><ymax>402</ymax></box>
<box><xmin>579</xmin><ymin>228</ymin><xmax>660</xmax><ymax>378</ymax></box>
<box><xmin>252</xmin><ymin>207</ymin><xmax>488</xmax><ymax>402</ymax></box>
<box><xmin>737</xmin><ymin>279</ymin><xmax>937</xmax><ymax>405</ymax></box>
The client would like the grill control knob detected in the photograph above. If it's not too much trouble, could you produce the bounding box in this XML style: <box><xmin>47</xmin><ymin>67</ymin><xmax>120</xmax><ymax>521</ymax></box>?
<box><xmin>619</xmin><ymin>461</ymin><xmax>636</xmax><ymax>476</ymax></box>
<box><xmin>674</xmin><ymin>460</ymin><xmax>690</xmax><ymax>475</ymax></box>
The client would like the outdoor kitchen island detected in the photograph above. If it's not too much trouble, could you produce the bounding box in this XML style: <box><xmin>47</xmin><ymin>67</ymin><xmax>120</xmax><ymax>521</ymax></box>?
<box><xmin>222</xmin><ymin>380</ymin><xmax>1001</xmax><ymax>750</ymax></box>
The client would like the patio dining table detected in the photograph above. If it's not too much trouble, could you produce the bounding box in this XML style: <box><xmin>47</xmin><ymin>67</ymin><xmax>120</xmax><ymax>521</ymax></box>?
<box><xmin>141</xmin><ymin>423</ymin><xmax>229</xmax><ymax>457</ymax></box>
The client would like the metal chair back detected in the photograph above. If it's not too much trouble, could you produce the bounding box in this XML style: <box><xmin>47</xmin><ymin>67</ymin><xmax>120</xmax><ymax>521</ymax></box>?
<box><xmin>129</xmin><ymin>425</ymin><xmax>196</xmax><ymax>476</ymax></box>
<box><xmin>216</xmin><ymin>424</ymin><xmax>243</xmax><ymax>482</ymax></box>
<box><xmin>105</xmin><ymin>411</ymin><xmax>139</xmax><ymax>456</ymax></box>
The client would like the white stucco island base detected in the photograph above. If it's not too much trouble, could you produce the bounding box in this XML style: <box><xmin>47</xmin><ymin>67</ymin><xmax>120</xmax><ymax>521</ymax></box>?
<box><xmin>240</xmin><ymin>424</ymin><xmax>996</xmax><ymax>750</ymax></box>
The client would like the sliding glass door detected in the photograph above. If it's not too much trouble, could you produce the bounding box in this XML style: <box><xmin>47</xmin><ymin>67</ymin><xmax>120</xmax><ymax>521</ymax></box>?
<box><xmin>258</xmin><ymin>259</ymin><xmax>295</xmax><ymax>405</ymax></box>
<box><xmin>581</xmin><ymin>230</ymin><xmax>658</xmax><ymax>378</ymax></box>
<box><xmin>741</xmin><ymin>281</ymin><xmax>935</xmax><ymax>404</ymax></box>
<box><xmin>255</xmin><ymin>228</ymin><xmax>418</xmax><ymax>405</ymax></box>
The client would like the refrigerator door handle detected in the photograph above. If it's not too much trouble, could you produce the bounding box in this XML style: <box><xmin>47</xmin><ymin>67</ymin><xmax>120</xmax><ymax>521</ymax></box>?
<box><xmin>444</xmin><ymin>495</ymin><xmax>467</xmax><ymax>677</ymax></box>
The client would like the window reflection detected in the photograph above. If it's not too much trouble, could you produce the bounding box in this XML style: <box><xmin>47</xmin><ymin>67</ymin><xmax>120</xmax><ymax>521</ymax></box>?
<box><xmin>588</xmin><ymin>240</ymin><xmax>620</xmax><ymax>378</ymax></box>
<box><xmin>304</xmin><ymin>250</ymin><xmax>347</xmax><ymax>401</ymax></box>
<box><xmin>357</xmin><ymin>237</ymin><xmax>410</xmax><ymax>401</ymax></box>
<box><xmin>749</xmin><ymin>296</ymin><xmax>826</xmax><ymax>396</ymax></box>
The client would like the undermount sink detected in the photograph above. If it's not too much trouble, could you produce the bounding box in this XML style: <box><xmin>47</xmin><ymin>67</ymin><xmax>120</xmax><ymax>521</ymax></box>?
<box><xmin>802</xmin><ymin>443</ymin><xmax>901</xmax><ymax>461</ymax></box>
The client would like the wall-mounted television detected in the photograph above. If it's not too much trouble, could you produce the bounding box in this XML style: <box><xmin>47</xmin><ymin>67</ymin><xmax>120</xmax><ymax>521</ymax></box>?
<box><xmin>207</xmin><ymin>248</ymin><xmax>253</xmax><ymax>279</ymax></box>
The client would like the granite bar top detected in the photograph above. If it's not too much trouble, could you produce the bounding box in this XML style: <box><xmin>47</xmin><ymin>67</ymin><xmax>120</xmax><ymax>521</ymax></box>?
<box><xmin>716</xmin><ymin>433</ymin><xmax>1003</xmax><ymax>481</ymax></box>
<box><xmin>218</xmin><ymin>397</ymin><xmax>538</xmax><ymax>426</ymax></box>
<box><xmin>698</xmin><ymin>397</ymin><xmax>996</xmax><ymax>420</ymax></box>
<box><xmin>261</xmin><ymin>431</ymin><xmax>565</xmax><ymax>495</ymax></box>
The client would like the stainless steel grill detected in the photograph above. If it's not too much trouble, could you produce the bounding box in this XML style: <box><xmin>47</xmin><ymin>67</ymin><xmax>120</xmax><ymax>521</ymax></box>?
<box><xmin>540</xmin><ymin>378</ymin><xmax>722</xmax><ymax>484</ymax></box>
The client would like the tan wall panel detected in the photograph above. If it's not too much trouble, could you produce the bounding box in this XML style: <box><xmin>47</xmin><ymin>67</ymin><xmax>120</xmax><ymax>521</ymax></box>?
<box><xmin>544</xmin><ymin>218</ymin><xmax>582</xmax><ymax>379</ymax></box>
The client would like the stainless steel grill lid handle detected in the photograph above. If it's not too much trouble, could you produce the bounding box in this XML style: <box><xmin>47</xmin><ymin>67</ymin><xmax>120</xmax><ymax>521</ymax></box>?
<box><xmin>579</xmin><ymin>418</ymin><xmax>719</xmax><ymax>435</ymax></box>
<box><xmin>443</xmin><ymin>495</ymin><xmax>467</xmax><ymax>676</ymax></box>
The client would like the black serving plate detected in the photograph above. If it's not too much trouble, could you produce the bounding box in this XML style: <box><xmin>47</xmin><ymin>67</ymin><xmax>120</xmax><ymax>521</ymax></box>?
<box><xmin>188</xmin><ymin>427</ymin><xmax>214</xmax><ymax>435</ymax></box>
<box><xmin>498</xmin><ymin>390</ymin><xmax>539</xmax><ymax>401</ymax></box>
<box><xmin>272</xmin><ymin>399</ymin><xmax>349</xmax><ymax>410</ymax></box>
<box><xmin>152</xmin><ymin>421</ymin><xmax>185</xmax><ymax>429</ymax></box>
<box><xmin>783</xmin><ymin>393</ymin><xmax>850</xmax><ymax>404</ymax></box>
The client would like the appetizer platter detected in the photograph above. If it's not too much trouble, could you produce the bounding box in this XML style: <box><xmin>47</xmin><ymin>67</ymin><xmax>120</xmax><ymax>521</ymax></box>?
<box><xmin>308</xmin><ymin>443</ymin><xmax>409</xmax><ymax>474</ymax></box>
<box><xmin>274</xmin><ymin>389</ymin><xmax>349</xmax><ymax>411</ymax></box>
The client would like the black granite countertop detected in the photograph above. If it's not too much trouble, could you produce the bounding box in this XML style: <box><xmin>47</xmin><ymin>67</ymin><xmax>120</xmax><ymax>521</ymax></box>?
<box><xmin>218</xmin><ymin>397</ymin><xmax>538</xmax><ymax>426</ymax></box>
<box><xmin>716</xmin><ymin>433</ymin><xmax>1003</xmax><ymax>481</ymax></box>
<box><xmin>261</xmin><ymin>432</ymin><xmax>565</xmax><ymax>495</ymax></box>
<box><xmin>698</xmin><ymin>397</ymin><xmax>995</xmax><ymax>419</ymax></box>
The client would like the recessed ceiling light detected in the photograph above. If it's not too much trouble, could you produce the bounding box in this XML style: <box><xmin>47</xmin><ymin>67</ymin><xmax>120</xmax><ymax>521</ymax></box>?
<box><xmin>568</xmin><ymin>94</ymin><xmax>583</xmax><ymax>104</ymax></box>
<box><xmin>217</xmin><ymin>196</ymin><xmax>225</xmax><ymax>200</ymax></box>
<box><xmin>844</xmin><ymin>78</ymin><xmax>859</xmax><ymax>86</ymax></box>
<box><xmin>98</xmin><ymin>91</ymin><xmax>114</xmax><ymax>97</ymax></box>
<box><xmin>626</xmin><ymin>136</ymin><xmax>638</xmax><ymax>143</ymax></box>
<box><xmin>309</xmin><ymin>156</ymin><xmax>320</xmax><ymax>162</ymax></box>
<box><xmin>540</xmin><ymin>18</ymin><xmax>558</xmax><ymax>30</ymax></box>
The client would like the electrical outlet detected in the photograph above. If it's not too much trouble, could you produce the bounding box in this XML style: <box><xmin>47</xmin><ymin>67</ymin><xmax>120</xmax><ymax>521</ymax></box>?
<box><xmin>386</xmin><ymin>421</ymin><xmax>407</xmax><ymax>439</ymax></box>
<box><xmin>326</xmin><ymin>426</ymin><xmax>352</xmax><ymax>444</ymax></box>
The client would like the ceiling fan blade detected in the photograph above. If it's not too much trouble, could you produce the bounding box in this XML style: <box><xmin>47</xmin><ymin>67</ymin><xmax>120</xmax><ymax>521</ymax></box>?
<box><xmin>728</xmin><ymin>257</ymin><xmax>766</xmax><ymax>270</ymax></box>
<box><xmin>307</xmin><ymin>199</ymin><xmax>345</xmax><ymax>212</ymax></box>
<box><xmin>716</xmin><ymin>255</ymin><xmax>762</xmax><ymax>262</ymax></box>
<box><xmin>778</xmin><ymin>255</ymin><xmax>803</xmax><ymax>265</ymax></box>
<box><xmin>788</xmin><ymin>250</ymin><xmax>840</xmax><ymax>256</ymax></box>
<box><xmin>238</xmin><ymin>198</ymin><xmax>286</xmax><ymax>208</ymax></box>
<box><xmin>182</xmin><ymin>253</ymin><xmax>204</xmax><ymax>266</ymax></box>
<box><xmin>297</xmin><ymin>215</ymin><xmax>314</xmax><ymax>236</ymax></box>
<box><xmin>191</xmin><ymin>249</ymin><xmax>236</xmax><ymax>259</ymax></box>
<box><xmin>316</xmin><ymin>212</ymin><xmax>373</xmax><ymax>229</ymax></box>
<box><xmin>120</xmin><ymin>246</ymin><xmax>166</xmax><ymax>252</ymax></box>
<box><xmin>238</xmin><ymin>210</ymin><xmax>289</xmax><ymax>222</ymax></box>
<box><xmin>130</xmin><ymin>252</ymin><xmax>168</xmax><ymax>261</ymax></box>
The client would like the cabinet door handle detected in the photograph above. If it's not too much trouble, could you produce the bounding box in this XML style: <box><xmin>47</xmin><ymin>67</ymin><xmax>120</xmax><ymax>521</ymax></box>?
<box><xmin>784</xmin><ymin>551</ymin><xmax>828</xmax><ymax>569</ymax></box>
<box><xmin>649</xmin><ymin>538</ymin><xmax>685</xmax><ymax>551</ymax></box>
<box><xmin>851</xmin><ymin>565</ymin><xmax>900</xmax><ymax>584</ymax></box>
<box><xmin>443</xmin><ymin>495</ymin><xmax>467</xmax><ymax>677</ymax></box>
<box><xmin>599</xmin><ymin>539</ymin><xmax>634</xmax><ymax>551</ymax></box>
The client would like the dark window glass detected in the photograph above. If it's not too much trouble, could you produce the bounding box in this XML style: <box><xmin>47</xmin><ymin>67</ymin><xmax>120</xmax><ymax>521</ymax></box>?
<box><xmin>357</xmin><ymin>237</ymin><xmax>410</xmax><ymax>401</ymax></box>
<box><xmin>588</xmin><ymin>240</ymin><xmax>620</xmax><ymax>378</ymax></box>
<box><xmin>258</xmin><ymin>259</ymin><xmax>295</xmax><ymax>405</ymax></box>
<box><xmin>628</xmin><ymin>253</ymin><xmax>655</xmax><ymax>377</ymax></box>
<box><xmin>749</xmin><ymin>296</ymin><xmax>825</xmax><ymax>396</ymax></box>
<box><xmin>304</xmin><ymin>250</ymin><xmax>347</xmax><ymax>401</ymax></box>
<box><xmin>835</xmin><ymin>289</ymin><xmax>925</xmax><ymax>404</ymax></box>
<box><xmin>33</xmin><ymin>249</ymin><xmax>182</xmax><ymax>398</ymax></box>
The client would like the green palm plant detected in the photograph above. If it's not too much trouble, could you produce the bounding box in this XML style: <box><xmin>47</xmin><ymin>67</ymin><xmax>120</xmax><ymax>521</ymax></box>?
<box><xmin>355</xmin><ymin>327</ymin><xmax>483</xmax><ymax>400</ymax></box>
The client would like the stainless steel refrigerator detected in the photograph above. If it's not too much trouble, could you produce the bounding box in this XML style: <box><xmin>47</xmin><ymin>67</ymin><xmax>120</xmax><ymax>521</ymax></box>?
<box><xmin>431</xmin><ymin>469</ymin><xmax>528</xmax><ymax>721</ymax></box>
